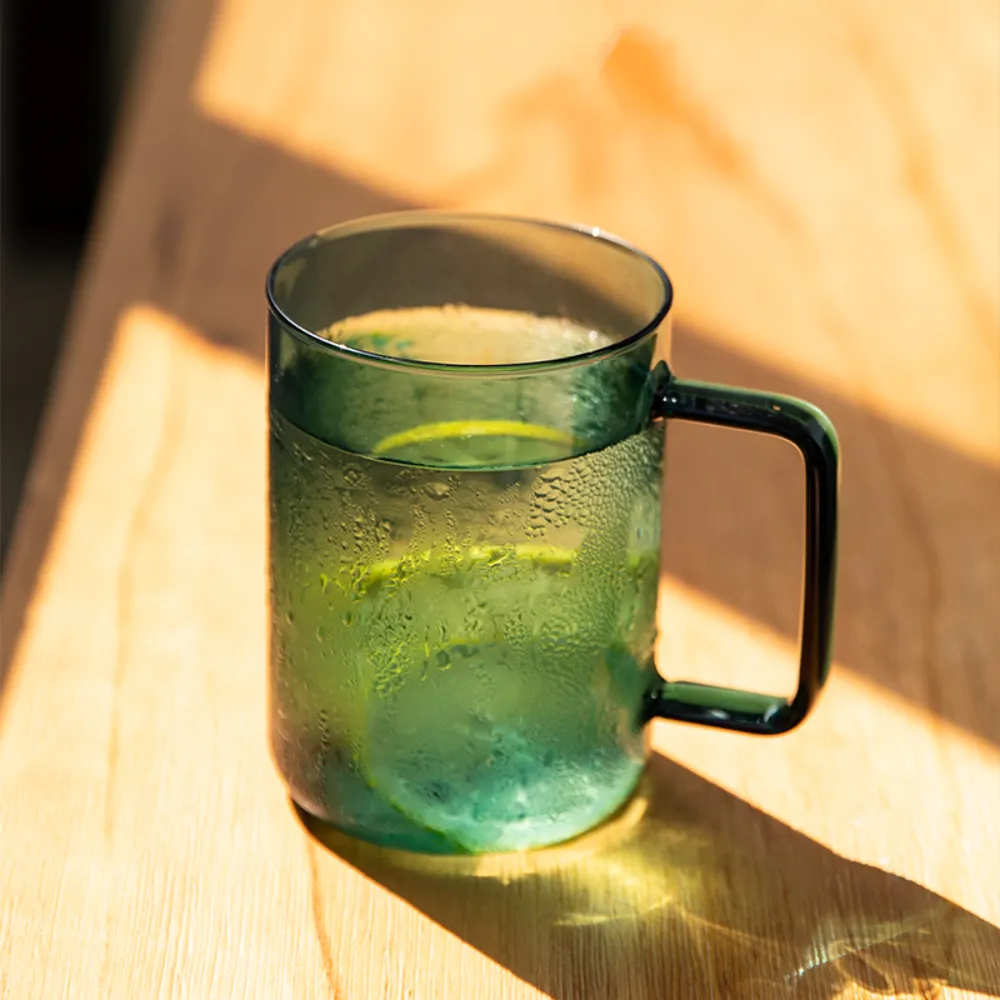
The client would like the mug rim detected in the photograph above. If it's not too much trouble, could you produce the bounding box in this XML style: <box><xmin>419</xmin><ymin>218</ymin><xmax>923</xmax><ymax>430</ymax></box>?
<box><xmin>265</xmin><ymin>210</ymin><xmax>673</xmax><ymax>375</ymax></box>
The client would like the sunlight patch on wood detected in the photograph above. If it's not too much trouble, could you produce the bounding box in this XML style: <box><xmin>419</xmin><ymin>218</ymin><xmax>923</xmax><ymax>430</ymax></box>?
<box><xmin>195</xmin><ymin>0</ymin><xmax>1000</xmax><ymax>466</ymax></box>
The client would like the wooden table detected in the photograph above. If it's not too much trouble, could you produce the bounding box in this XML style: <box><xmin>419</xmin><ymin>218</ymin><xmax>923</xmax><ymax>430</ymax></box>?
<box><xmin>2</xmin><ymin>0</ymin><xmax>998</xmax><ymax>996</ymax></box>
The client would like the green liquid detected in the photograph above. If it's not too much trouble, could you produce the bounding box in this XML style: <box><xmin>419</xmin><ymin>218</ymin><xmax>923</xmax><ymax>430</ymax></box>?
<box><xmin>269</xmin><ymin>309</ymin><xmax>664</xmax><ymax>853</ymax></box>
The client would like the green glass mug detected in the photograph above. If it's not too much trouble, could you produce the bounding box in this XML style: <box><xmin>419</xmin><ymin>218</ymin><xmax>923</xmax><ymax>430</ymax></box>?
<box><xmin>267</xmin><ymin>212</ymin><xmax>838</xmax><ymax>854</ymax></box>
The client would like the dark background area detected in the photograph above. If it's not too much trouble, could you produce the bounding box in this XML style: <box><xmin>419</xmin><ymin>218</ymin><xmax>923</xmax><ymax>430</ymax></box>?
<box><xmin>0</xmin><ymin>0</ymin><xmax>151</xmax><ymax>566</ymax></box>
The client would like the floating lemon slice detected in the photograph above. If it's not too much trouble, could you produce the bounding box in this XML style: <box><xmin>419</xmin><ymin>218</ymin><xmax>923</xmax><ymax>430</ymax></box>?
<box><xmin>372</xmin><ymin>419</ymin><xmax>578</xmax><ymax>461</ymax></box>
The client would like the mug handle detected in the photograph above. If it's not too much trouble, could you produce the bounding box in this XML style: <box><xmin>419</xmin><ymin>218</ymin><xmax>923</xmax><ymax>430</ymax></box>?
<box><xmin>644</xmin><ymin>363</ymin><xmax>840</xmax><ymax>735</ymax></box>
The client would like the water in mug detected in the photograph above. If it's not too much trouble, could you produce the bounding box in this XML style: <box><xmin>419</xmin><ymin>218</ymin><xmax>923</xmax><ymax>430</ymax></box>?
<box><xmin>270</xmin><ymin>306</ymin><xmax>663</xmax><ymax>852</ymax></box>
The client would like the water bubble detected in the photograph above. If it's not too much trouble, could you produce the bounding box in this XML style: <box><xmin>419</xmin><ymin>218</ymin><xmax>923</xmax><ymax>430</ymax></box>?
<box><xmin>424</xmin><ymin>482</ymin><xmax>452</xmax><ymax>500</ymax></box>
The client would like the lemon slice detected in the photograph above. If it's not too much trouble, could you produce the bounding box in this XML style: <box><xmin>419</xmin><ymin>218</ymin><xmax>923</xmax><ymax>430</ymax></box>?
<box><xmin>349</xmin><ymin>541</ymin><xmax>659</xmax><ymax>851</ymax></box>
<box><xmin>372</xmin><ymin>420</ymin><xmax>577</xmax><ymax>458</ymax></box>
<box><xmin>356</xmin><ymin>542</ymin><xmax>576</xmax><ymax>594</ymax></box>
<box><xmin>353</xmin><ymin>541</ymin><xmax>576</xmax><ymax>849</ymax></box>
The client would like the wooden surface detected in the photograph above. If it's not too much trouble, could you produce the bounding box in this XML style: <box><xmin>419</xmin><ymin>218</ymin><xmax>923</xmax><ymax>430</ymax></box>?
<box><xmin>1</xmin><ymin>0</ymin><xmax>998</xmax><ymax>997</ymax></box>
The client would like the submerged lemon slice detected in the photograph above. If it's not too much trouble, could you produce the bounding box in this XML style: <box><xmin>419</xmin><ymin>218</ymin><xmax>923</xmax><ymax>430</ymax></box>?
<box><xmin>358</xmin><ymin>542</ymin><xmax>577</xmax><ymax>593</ymax></box>
<box><xmin>354</xmin><ymin>541</ymin><xmax>578</xmax><ymax>850</ymax></box>
<box><xmin>349</xmin><ymin>541</ymin><xmax>659</xmax><ymax>851</ymax></box>
<box><xmin>372</xmin><ymin>419</ymin><xmax>578</xmax><ymax>465</ymax></box>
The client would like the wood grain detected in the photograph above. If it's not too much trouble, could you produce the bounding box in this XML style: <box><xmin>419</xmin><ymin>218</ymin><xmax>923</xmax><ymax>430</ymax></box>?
<box><xmin>1</xmin><ymin>307</ymin><xmax>997</xmax><ymax>998</ymax></box>
<box><xmin>196</xmin><ymin>0</ymin><xmax>1000</xmax><ymax>463</ymax></box>
<box><xmin>1</xmin><ymin>0</ymin><xmax>998</xmax><ymax>996</ymax></box>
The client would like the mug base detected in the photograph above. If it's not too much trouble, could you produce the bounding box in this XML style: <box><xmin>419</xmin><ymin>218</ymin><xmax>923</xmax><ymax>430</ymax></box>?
<box><xmin>284</xmin><ymin>763</ymin><xmax>647</xmax><ymax>857</ymax></box>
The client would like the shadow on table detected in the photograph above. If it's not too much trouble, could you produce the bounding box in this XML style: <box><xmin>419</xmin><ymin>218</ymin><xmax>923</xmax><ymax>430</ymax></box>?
<box><xmin>302</xmin><ymin>753</ymin><xmax>1000</xmax><ymax>999</ymax></box>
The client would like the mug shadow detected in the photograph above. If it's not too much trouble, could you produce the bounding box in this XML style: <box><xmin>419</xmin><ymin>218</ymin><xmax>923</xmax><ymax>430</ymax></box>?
<box><xmin>300</xmin><ymin>752</ymin><xmax>1000</xmax><ymax>999</ymax></box>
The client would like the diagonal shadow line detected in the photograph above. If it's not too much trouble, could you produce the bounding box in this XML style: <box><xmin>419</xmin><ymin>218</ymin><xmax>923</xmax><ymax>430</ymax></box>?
<box><xmin>0</xmin><ymin>0</ymin><xmax>413</xmax><ymax>688</ymax></box>
<box><xmin>2</xmin><ymin>0</ymin><xmax>998</xmax><ymax>767</ymax></box>
<box><xmin>0</xmin><ymin>131</ymin><xmax>413</xmax><ymax>695</ymax></box>
<box><xmin>664</xmin><ymin>329</ymin><xmax>1000</xmax><ymax>748</ymax></box>
<box><xmin>302</xmin><ymin>752</ymin><xmax>1000</xmax><ymax>999</ymax></box>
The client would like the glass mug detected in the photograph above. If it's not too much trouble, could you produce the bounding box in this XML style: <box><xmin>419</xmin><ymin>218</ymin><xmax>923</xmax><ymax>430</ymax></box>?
<box><xmin>267</xmin><ymin>213</ymin><xmax>838</xmax><ymax>854</ymax></box>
